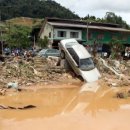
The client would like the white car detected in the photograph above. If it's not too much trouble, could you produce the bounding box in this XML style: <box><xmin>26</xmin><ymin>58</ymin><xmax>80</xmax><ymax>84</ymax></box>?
<box><xmin>59</xmin><ymin>39</ymin><xmax>101</xmax><ymax>83</ymax></box>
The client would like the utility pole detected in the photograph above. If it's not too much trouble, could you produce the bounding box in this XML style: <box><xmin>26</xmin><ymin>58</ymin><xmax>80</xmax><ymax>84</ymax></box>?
<box><xmin>0</xmin><ymin>9</ymin><xmax>3</xmax><ymax>55</ymax></box>
<box><xmin>33</xmin><ymin>35</ymin><xmax>36</xmax><ymax>49</ymax></box>
<box><xmin>87</xmin><ymin>20</ymin><xmax>89</xmax><ymax>43</ymax></box>
<box><xmin>86</xmin><ymin>20</ymin><xmax>91</xmax><ymax>44</ymax></box>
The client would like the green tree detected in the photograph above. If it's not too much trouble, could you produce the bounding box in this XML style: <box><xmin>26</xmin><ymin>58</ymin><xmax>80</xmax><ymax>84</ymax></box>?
<box><xmin>5</xmin><ymin>24</ymin><xmax>31</xmax><ymax>48</ymax></box>
<box><xmin>38</xmin><ymin>36</ymin><xmax>49</xmax><ymax>48</ymax></box>
<box><xmin>109</xmin><ymin>39</ymin><xmax>124</xmax><ymax>59</ymax></box>
<box><xmin>104</xmin><ymin>12</ymin><xmax>130</xmax><ymax>29</ymax></box>
<box><xmin>82</xmin><ymin>12</ymin><xmax>130</xmax><ymax>29</ymax></box>
<box><xmin>0</xmin><ymin>0</ymin><xmax>79</xmax><ymax>21</ymax></box>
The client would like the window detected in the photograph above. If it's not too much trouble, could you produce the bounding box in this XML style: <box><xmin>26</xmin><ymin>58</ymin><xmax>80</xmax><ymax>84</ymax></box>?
<box><xmin>57</xmin><ymin>31</ymin><xmax>66</xmax><ymax>37</ymax></box>
<box><xmin>49</xmin><ymin>32</ymin><xmax>51</xmax><ymax>38</ymax></box>
<box><xmin>122</xmin><ymin>36</ymin><xmax>127</xmax><ymax>41</ymax></box>
<box><xmin>97</xmin><ymin>34</ymin><xmax>104</xmax><ymax>40</ymax></box>
<box><xmin>88</xmin><ymin>33</ymin><xmax>93</xmax><ymax>39</ymax></box>
<box><xmin>67</xmin><ymin>48</ymin><xmax>79</xmax><ymax>65</ymax></box>
<box><xmin>46</xmin><ymin>49</ymin><xmax>53</xmax><ymax>53</ymax></box>
<box><xmin>112</xmin><ymin>35</ymin><xmax>117</xmax><ymax>40</ymax></box>
<box><xmin>70</xmin><ymin>32</ymin><xmax>79</xmax><ymax>38</ymax></box>
<box><xmin>112</xmin><ymin>33</ymin><xmax>117</xmax><ymax>40</ymax></box>
<box><xmin>79</xmin><ymin>58</ymin><xmax>95</xmax><ymax>71</ymax></box>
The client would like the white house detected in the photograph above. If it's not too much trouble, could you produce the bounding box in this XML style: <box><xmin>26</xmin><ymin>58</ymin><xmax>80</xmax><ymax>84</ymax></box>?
<box><xmin>39</xmin><ymin>18</ymin><xmax>85</xmax><ymax>48</ymax></box>
<box><xmin>39</xmin><ymin>17</ymin><xmax>130</xmax><ymax>48</ymax></box>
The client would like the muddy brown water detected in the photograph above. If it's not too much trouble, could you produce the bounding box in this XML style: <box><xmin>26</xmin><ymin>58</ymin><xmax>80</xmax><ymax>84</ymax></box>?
<box><xmin>0</xmin><ymin>83</ymin><xmax>130</xmax><ymax>130</ymax></box>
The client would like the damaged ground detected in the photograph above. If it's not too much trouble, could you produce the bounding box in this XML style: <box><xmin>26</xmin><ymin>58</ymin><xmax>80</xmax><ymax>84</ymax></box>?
<box><xmin>95</xmin><ymin>56</ymin><xmax>130</xmax><ymax>98</ymax></box>
<box><xmin>0</xmin><ymin>55</ymin><xmax>130</xmax><ymax>98</ymax></box>
<box><xmin>95</xmin><ymin>57</ymin><xmax>130</xmax><ymax>87</ymax></box>
<box><xmin>0</xmin><ymin>55</ymin><xmax>130</xmax><ymax>130</ymax></box>
<box><xmin>0</xmin><ymin>56</ymin><xmax>81</xmax><ymax>94</ymax></box>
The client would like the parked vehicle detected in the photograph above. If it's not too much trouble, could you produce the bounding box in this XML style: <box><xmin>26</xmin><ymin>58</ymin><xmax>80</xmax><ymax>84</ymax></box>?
<box><xmin>4</xmin><ymin>48</ymin><xmax>11</xmax><ymax>55</ymax></box>
<box><xmin>59</xmin><ymin>39</ymin><xmax>101</xmax><ymax>82</ymax></box>
<box><xmin>37</xmin><ymin>48</ymin><xmax>60</xmax><ymax>58</ymax></box>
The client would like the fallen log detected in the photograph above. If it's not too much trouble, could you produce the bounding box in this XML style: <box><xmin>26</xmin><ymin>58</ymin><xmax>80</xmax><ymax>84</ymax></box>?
<box><xmin>0</xmin><ymin>104</ymin><xmax>36</xmax><ymax>110</ymax></box>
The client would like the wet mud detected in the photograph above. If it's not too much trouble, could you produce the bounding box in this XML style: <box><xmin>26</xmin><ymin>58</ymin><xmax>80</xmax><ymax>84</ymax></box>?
<box><xmin>0</xmin><ymin>82</ymin><xmax>130</xmax><ymax>130</ymax></box>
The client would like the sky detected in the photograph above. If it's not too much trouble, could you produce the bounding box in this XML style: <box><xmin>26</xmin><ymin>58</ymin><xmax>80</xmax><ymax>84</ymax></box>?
<box><xmin>55</xmin><ymin>0</ymin><xmax>130</xmax><ymax>25</ymax></box>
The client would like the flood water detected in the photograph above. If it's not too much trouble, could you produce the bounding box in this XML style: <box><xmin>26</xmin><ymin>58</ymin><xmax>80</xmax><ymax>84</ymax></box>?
<box><xmin>0</xmin><ymin>83</ymin><xmax>130</xmax><ymax>130</ymax></box>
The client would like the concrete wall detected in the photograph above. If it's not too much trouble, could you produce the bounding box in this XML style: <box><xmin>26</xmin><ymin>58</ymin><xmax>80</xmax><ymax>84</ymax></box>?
<box><xmin>40</xmin><ymin>23</ymin><xmax>53</xmax><ymax>43</ymax></box>
<box><xmin>82</xmin><ymin>29</ymin><xmax>130</xmax><ymax>44</ymax></box>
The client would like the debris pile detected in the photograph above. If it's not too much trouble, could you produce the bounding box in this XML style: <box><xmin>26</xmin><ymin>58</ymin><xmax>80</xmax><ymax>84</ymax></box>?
<box><xmin>95</xmin><ymin>57</ymin><xmax>130</xmax><ymax>87</ymax></box>
<box><xmin>0</xmin><ymin>56</ymin><xmax>71</xmax><ymax>88</ymax></box>
<box><xmin>116</xmin><ymin>89</ymin><xmax>130</xmax><ymax>99</ymax></box>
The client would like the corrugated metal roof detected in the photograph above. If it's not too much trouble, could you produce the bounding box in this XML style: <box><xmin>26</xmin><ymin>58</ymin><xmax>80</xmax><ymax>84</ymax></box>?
<box><xmin>48</xmin><ymin>22</ymin><xmax>130</xmax><ymax>32</ymax></box>
<box><xmin>46</xmin><ymin>17</ymin><xmax>121</xmax><ymax>28</ymax></box>
<box><xmin>48</xmin><ymin>22</ymin><xmax>86</xmax><ymax>28</ymax></box>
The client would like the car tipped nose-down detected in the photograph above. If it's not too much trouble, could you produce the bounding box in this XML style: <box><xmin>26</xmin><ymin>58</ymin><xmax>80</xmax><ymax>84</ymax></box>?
<box><xmin>58</xmin><ymin>39</ymin><xmax>101</xmax><ymax>83</ymax></box>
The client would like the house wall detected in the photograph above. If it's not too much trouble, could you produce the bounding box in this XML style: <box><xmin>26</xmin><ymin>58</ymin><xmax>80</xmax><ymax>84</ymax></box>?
<box><xmin>40</xmin><ymin>22</ymin><xmax>130</xmax><ymax>47</ymax></box>
<box><xmin>128</xmin><ymin>35</ymin><xmax>130</xmax><ymax>43</ymax></box>
<box><xmin>54</xmin><ymin>28</ymin><xmax>82</xmax><ymax>40</ymax></box>
<box><xmin>40</xmin><ymin>23</ymin><xmax>53</xmax><ymax>43</ymax></box>
<box><xmin>82</xmin><ymin>29</ymin><xmax>130</xmax><ymax>44</ymax></box>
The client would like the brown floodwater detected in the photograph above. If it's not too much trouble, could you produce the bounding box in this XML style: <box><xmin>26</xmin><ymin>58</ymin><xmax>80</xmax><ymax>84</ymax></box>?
<box><xmin>0</xmin><ymin>83</ymin><xmax>130</xmax><ymax>130</ymax></box>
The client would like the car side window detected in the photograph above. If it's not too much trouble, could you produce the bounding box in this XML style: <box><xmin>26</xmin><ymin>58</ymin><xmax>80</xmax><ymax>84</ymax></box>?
<box><xmin>67</xmin><ymin>48</ymin><xmax>79</xmax><ymax>65</ymax></box>
<box><xmin>47</xmin><ymin>49</ymin><xmax>53</xmax><ymax>53</ymax></box>
<box><xmin>55</xmin><ymin>49</ymin><xmax>59</xmax><ymax>53</ymax></box>
<box><xmin>52</xmin><ymin>49</ymin><xmax>56</xmax><ymax>53</ymax></box>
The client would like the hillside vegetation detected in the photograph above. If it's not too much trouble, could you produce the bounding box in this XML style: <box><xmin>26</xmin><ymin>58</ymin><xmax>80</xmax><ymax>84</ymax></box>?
<box><xmin>6</xmin><ymin>17</ymin><xmax>43</xmax><ymax>27</ymax></box>
<box><xmin>0</xmin><ymin>0</ymin><xmax>79</xmax><ymax>20</ymax></box>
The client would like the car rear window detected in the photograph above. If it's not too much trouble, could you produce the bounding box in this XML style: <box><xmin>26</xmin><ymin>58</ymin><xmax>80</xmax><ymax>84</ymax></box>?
<box><xmin>65</xmin><ymin>42</ymin><xmax>78</xmax><ymax>48</ymax></box>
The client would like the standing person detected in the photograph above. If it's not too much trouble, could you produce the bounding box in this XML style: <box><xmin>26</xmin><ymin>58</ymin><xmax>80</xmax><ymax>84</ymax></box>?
<box><xmin>92</xmin><ymin>41</ymin><xmax>97</xmax><ymax>57</ymax></box>
<box><xmin>128</xmin><ymin>47</ymin><xmax>130</xmax><ymax>58</ymax></box>
<box><xmin>125</xmin><ymin>47</ymin><xmax>129</xmax><ymax>59</ymax></box>
<box><xmin>24</xmin><ymin>50</ymin><xmax>27</xmax><ymax>59</ymax></box>
<box><xmin>86</xmin><ymin>45</ymin><xmax>90</xmax><ymax>52</ymax></box>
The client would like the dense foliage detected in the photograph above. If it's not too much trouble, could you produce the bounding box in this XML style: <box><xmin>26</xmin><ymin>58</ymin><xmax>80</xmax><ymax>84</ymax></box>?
<box><xmin>38</xmin><ymin>36</ymin><xmax>49</xmax><ymax>48</ymax></box>
<box><xmin>4</xmin><ymin>24</ymin><xmax>32</xmax><ymax>48</ymax></box>
<box><xmin>83</xmin><ymin>12</ymin><xmax>130</xmax><ymax>29</ymax></box>
<box><xmin>109</xmin><ymin>39</ymin><xmax>125</xmax><ymax>59</ymax></box>
<box><xmin>0</xmin><ymin>1</ymin><xmax>130</xmax><ymax>49</ymax></box>
<box><xmin>0</xmin><ymin>0</ymin><xmax>79</xmax><ymax>20</ymax></box>
<box><xmin>0</xmin><ymin>0</ymin><xmax>129</xmax><ymax>29</ymax></box>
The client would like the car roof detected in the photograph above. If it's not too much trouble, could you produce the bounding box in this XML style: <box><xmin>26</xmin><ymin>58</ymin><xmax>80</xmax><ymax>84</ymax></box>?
<box><xmin>60</xmin><ymin>39</ymin><xmax>78</xmax><ymax>47</ymax></box>
<box><xmin>72</xmin><ymin>44</ymin><xmax>91</xmax><ymax>59</ymax></box>
<box><xmin>61</xmin><ymin>39</ymin><xmax>78</xmax><ymax>44</ymax></box>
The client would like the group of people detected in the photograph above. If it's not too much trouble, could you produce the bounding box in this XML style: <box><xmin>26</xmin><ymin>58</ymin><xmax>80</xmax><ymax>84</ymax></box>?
<box><xmin>4</xmin><ymin>47</ymin><xmax>36</xmax><ymax>58</ymax></box>
<box><xmin>85</xmin><ymin>43</ymin><xmax>130</xmax><ymax>59</ymax></box>
<box><xmin>85</xmin><ymin>43</ymin><xmax>105</xmax><ymax>57</ymax></box>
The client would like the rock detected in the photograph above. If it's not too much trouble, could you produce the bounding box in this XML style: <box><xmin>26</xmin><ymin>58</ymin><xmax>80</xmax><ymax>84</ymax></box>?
<box><xmin>7</xmin><ymin>82</ymin><xmax>19</xmax><ymax>90</ymax></box>
<box><xmin>47</xmin><ymin>56</ymin><xmax>60</xmax><ymax>66</ymax></box>
<box><xmin>26</xmin><ymin>83</ymin><xmax>33</xmax><ymax>86</ymax></box>
<box><xmin>127</xmin><ymin>90</ymin><xmax>130</xmax><ymax>97</ymax></box>
<box><xmin>60</xmin><ymin>59</ymin><xmax>71</xmax><ymax>71</ymax></box>
<box><xmin>116</xmin><ymin>92</ymin><xmax>126</xmax><ymax>99</ymax></box>
<box><xmin>111</xmin><ymin>83</ymin><xmax>117</xmax><ymax>87</ymax></box>
<box><xmin>0</xmin><ymin>88</ymin><xmax>6</xmax><ymax>96</ymax></box>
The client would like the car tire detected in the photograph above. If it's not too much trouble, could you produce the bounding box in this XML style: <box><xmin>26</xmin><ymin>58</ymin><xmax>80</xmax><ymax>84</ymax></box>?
<box><xmin>78</xmin><ymin>75</ymin><xmax>84</xmax><ymax>81</ymax></box>
<box><xmin>60</xmin><ymin>50</ymin><xmax>65</xmax><ymax>59</ymax></box>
